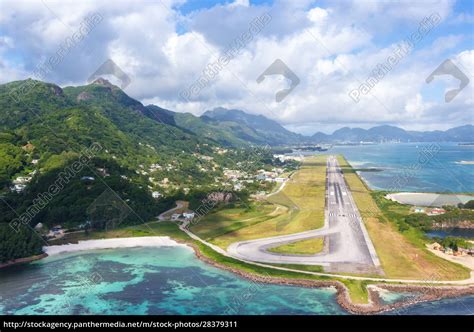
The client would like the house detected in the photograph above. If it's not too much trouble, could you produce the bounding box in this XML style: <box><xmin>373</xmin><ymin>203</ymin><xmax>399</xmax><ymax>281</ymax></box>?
<box><xmin>444</xmin><ymin>247</ymin><xmax>454</xmax><ymax>255</ymax></box>
<box><xmin>152</xmin><ymin>191</ymin><xmax>161</xmax><ymax>199</ymax></box>
<box><xmin>413</xmin><ymin>207</ymin><xmax>425</xmax><ymax>213</ymax></box>
<box><xmin>47</xmin><ymin>225</ymin><xmax>65</xmax><ymax>238</ymax></box>
<box><xmin>31</xmin><ymin>159</ymin><xmax>39</xmax><ymax>165</ymax></box>
<box><xmin>97</xmin><ymin>168</ymin><xmax>110</xmax><ymax>177</ymax></box>
<box><xmin>34</xmin><ymin>222</ymin><xmax>43</xmax><ymax>230</ymax></box>
<box><xmin>13</xmin><ymin>176</ymin><xmax>32</xmax><ymax>184</ymax></box>
<box><xmin>233</xmin><ymin>183</ymin><xmax>243</xmax><ymax>191</ymax></box>
<box><xmin>428</xmin><ymin>208</ymin><xmax>446</xmax><ymax>216</ymax></box>
<box><xmin>428</xmin><ymin>242</ymin><xmax>442</xmax><ymax>251</ymax></box>
<box><xmin>81</xmin><ymin>176</ymin><xmax>95</xmax><ymax>181</ymax></box>
<box><xmin>183</xmin><ymin>212</ymin><xmax>195</xmax><ymax>220</ymax></box>
<box><xmin>11</xmin><ymin>184</ymin><xmax>26</xmax><ymax>193</ymax></box>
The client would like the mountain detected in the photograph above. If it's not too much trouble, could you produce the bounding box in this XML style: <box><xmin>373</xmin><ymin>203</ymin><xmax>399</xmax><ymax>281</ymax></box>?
<box><xmin>200</xmin><ymin>107</ymin><xmax>304</xmax><ymax>146</ymax></box>
<box><xmin>312</xmin><ymin>125</ymin><xmax>474</xmax><ymax>143</ymax></box>
<box><xmin>0</xmin><ymin>78</ymin><xmax>278</xmax><ymax>263</ymax></box>
<box><xmin>0</xmin><ymin>79</ymin><xmax>261</xmax><ymax>235</ymax></box>
<box><xmin>146</xmin><ymin>106</ymin><xmax>473</xmax><ymax>146</ymax></box>
<box><xmin>141</xmin><ymin>106</ymin><xmax>306</xmax><ymax>147</ymax></box>
<box><xmin>143</xmin><ymin>106</ymin><xmax>252</xmax><ymax>147</ymax></box>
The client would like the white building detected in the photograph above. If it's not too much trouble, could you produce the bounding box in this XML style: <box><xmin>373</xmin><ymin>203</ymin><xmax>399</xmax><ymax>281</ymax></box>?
<box><xmin>183</xmin><ymin>212</ymin><xmax>195</xmax><ymax>220</ymax></box>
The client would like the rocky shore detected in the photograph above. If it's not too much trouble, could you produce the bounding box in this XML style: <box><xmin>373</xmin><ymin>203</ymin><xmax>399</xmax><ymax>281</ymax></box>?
<box><xmin>0</xmin><ymin>253</ymin><xmax>48</xmax><ymax>269</ymax></box>
<box><xmin>4</xmin><ymin>235</ymin><xmax>473</xmax><ymax>314</ymax></box>
<box><xmin>189</xmin><ymin>242</ymin><xmax>474</xmax><ymax>314</ymax></box>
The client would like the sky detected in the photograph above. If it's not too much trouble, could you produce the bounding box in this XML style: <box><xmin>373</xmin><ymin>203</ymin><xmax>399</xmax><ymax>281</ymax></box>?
<box><xmin>0</xmin><ymin>0</ymin><xmax>473</xmax><ymax>135</ymax></box>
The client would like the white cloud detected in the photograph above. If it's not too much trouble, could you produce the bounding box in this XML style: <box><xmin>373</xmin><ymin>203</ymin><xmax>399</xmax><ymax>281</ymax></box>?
<box><xmin>0</xmin><ymin>0</ymin><xmax>471</xmax><ymax>134</ymax></box>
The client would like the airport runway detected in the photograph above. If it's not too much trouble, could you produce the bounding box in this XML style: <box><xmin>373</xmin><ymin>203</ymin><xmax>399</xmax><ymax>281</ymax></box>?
<box><xmin>227</xmin><ymin>156</ymin><xmax>382</xmax><ymax>274</ymax></box>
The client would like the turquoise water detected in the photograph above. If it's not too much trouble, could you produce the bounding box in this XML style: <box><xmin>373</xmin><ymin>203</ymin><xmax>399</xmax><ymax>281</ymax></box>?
<box><xmin>0</xmin><ymin>247</ymin><xmax>345</xmax><ymax>315</ymax></box>
<box><xmin>1</xmin><ymin>246</ymin><xmax>472</xmax><ymax>315</ymax></box>
<box><xmin>328</xmin><ymin>143</ymin><xmax>474</xmax><ymax>193</ymax></box>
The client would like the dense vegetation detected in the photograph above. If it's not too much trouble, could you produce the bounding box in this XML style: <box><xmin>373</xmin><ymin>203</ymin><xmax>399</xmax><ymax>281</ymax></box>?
<box><xmin>372</xmin><ymin>192</ymin><xmax>474</xmax><ymax>232</ymax></box>
<box><xmin>0</xmin><ymin>78</ymin><xmax>283</xmax><ymax>262</ymax></box>
<box><xmin>431</xmin><ymin>237</ymin><xmax>473</xmax><ymax>251</ymax></box>
<box><xmin>458</xmin><ymin>200</ymin><xmax>474</xmax><ymax>209</ymax></box>
<box><xmin>0</xmin><ymin>223</ymin><xmax>43</xmax><ymax>263</ymax></box>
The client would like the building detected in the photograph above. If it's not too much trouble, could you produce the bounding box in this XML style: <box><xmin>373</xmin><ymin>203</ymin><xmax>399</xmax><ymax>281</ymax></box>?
<box><xmin>152</xmin><ymin>191</ymin><xmax>161</xmax><ymax>199</ymax></box>
<box><xmin>233</xmin><ymin>183</ymin><xmax>243</xmax><ymax>191</ymax></box>
<box><xmin>183</xmin><ymin>212</ymin><xmax>195</xmax><ymax>220</ymax></box>
<box><xmin>81</xmin><ymin>176</ymin><xmax>95</xmax><ymax>181</ymax></box>
<box><xmin>428</xmin><ymin>242</ymin><xmax>442</xmax><ymax>251</ymax></box>
<box><xmin>11</xmin><ymin>184</ymin><xmax>26</xmax><ymax>193</ymax></box>
<box><xmin>255</xmin><ymin>174</ymin><xmax>266</xmax><ymax>181</ymax></box>
<box><xmin>47</xmin><ymin>225</ymin><xmax>65</xmax><ymax>239</ymax></box>
<box><xmin>427</xmin><ymin>208</ymin><xmax>446</xmax><ymax>216</ymax></box>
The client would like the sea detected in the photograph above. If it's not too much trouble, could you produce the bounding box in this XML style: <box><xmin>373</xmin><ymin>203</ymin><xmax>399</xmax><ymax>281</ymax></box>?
<box><xmin>1</xmin><ymin>142</ymin><xmax>473</xmax><ymax>315</ymax></box>
<box><xmin>1</xmin><ymin>247</ymin><xmax>473</xmax><ymax>315</ymax></box>
<box><xmin>320</xmin><ymin>142</ymin><xmax>474</xmax><ymax>193</ymax></box>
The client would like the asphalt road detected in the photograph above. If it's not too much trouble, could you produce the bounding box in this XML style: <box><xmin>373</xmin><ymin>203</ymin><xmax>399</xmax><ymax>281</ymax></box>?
<box><xmin>227</xmin><ymin>156</ymin><xmax>382</xmax><ymax>273</ymax></box>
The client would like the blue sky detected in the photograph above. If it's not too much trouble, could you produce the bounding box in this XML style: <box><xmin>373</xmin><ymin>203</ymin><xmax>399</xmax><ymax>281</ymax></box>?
<box><xmin>1</xmin><ymin>0</ymin><xmax>473</xmax><ymax>134</ymax></box>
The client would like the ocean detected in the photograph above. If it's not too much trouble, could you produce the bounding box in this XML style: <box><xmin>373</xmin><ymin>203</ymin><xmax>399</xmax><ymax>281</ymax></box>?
<box><xmin>328</xmin><ymin>142</ymin><xmax>474</xmax><ymax>193</ymax></box>
<box><xmin>1</xmin><ymin>247</ymin><xmax>472</xmax><ymax>315</ymax></box>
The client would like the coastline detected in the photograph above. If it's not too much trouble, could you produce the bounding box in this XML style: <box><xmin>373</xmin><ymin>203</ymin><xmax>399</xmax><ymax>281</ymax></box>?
<box><xmin>3</xmin><ymin>234</ymin><xmax>473</xmax><ymax>314</ymax></box>
<box><xmin>187</xmin><ymin>241</ymin><xmax>474</xmax><ymax>314</ymax></box>
<box><xmin>0</xmin><ymin>253</ymin><xmax>48</xmax><ymax>269</ymax></box>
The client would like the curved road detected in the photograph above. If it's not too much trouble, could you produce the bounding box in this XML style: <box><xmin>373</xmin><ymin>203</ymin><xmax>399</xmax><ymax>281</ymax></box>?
<box><xmin>227</xmin><ymin>156</ymin><xmax>382</xmax><ymax>273</ymax></box>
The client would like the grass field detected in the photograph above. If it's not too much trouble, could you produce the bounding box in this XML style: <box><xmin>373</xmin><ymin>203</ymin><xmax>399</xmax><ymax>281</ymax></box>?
<box><xmin>193</xmin><ymin>155</ymin><xmax>328</xmax><ymax>249</ymax></box>
<box><xmin>268</xmin><ymin>237</ymin><xmax>325</xmax><ymax>255</ymax></box>
<box><xmin>337</xmin><ymin>155</ymin><xmax>470</xmax><ymax>280</ymax></box>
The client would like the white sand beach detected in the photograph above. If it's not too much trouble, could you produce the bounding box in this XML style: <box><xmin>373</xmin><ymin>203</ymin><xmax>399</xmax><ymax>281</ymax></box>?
<box><xmin>44</xmin><ymin>236</ymin><xmax>190</xmax><ymax>256</ymax></box>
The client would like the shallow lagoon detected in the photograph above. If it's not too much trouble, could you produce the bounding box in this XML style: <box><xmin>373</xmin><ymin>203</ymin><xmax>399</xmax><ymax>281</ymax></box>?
<box><xmin>1</xmin><ymin>246</ymin><xmax>473</xmax><ymax>315</ymax></box>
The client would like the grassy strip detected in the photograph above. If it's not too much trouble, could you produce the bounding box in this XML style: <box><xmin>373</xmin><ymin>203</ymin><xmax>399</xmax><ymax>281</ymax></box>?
<box><xmin>267</xmin><ymin>237</ymin><xmax>324</xmax><ymax>255</ymax></box>
<box><xmin>264</xmin><ymin>263</ymin><xmax>324</xmax><ymax>273</ymax></box>
<box><xmin>337</xmin><ymin>155</ymin><xmax>470</xmax><ymax>280</ymax></box>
